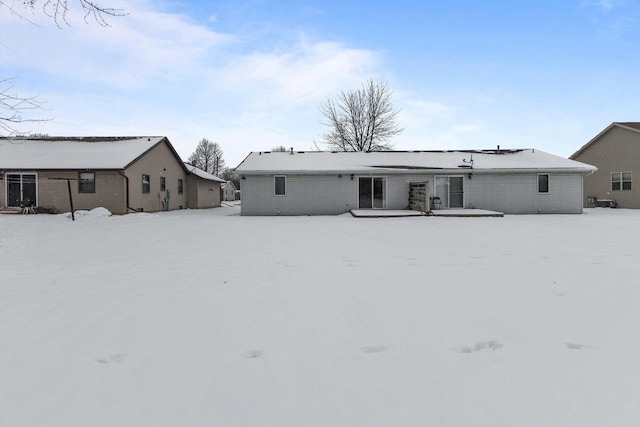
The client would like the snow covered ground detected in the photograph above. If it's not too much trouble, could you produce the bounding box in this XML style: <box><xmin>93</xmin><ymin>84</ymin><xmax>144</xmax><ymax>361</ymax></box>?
<box><xmin>2</xmin><ymin>206</ymin><xmax>640</xmax><ymax>426</ymax></box>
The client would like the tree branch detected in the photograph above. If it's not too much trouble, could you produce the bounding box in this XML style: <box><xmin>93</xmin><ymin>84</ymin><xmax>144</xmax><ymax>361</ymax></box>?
<box><xmin>0</xmin><ymin>78</ymin><xmax>50</xmax><ymax>135</ymax></box>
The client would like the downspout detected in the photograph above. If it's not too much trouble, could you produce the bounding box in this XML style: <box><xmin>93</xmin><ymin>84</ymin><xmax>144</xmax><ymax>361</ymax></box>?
<box><xmin>118</xmin><ymin>171</ymin><xmax>141</xmax><ymax>213</ymax></box>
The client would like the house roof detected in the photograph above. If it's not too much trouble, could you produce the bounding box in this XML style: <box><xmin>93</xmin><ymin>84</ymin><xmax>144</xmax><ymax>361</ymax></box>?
<box><xmin>222</xmin><ymin>181</ymin><xmax>237</xmax><ymax>190</ymax></box>
<box><xmin>570</xmin><ymin>122</ymin><xmax>640</xmax><ymax>159</ymax></box>
<box><xmin>0</xmin><ymin>136</ymin><xmax>176</xmax><ymax>170</ymax></box>
<box><xmin>236</xmin><ymin>149</ymin><xmax>596</xmax><ymax>175</ymax></box>
<box><xmin>183</xmin><ymin>163</ymin><xmax>226</xmax><ymax>183</ymax></box>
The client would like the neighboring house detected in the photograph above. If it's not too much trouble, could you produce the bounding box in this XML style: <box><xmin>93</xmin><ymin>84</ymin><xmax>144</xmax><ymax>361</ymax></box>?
<box><xmin>221</xmin><ymin>181</ymin><xmax>238</xmax><ymax>201</ymax></box>
<box><xmin>0</xmin><ymin>136</ymin><xmax>220</xmax><ymax>214</ymax></box>
<box><xmin>570</xmin><ymin>122</ymin><xmax>640</xmax><ymax>208</ymax></box>
<box><xmin>235</xmin><ymin>149</ymin><xmax>596</xmax><ymax>215</ymax></box>
<box><xmin>183</xmin><ymin>162</ymin><xmax>225</xmax><ymax>209</ymax></box>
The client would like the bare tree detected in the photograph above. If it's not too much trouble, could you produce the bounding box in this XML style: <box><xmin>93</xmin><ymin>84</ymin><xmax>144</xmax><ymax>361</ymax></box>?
<box><xmin>220</xmin><ymin>167</ymin><xmax>240</xmax><ymax>190</ymax></box>
<box><xmin>318</xmin><ymin>79</ymin><xmax>404</xmax><ymax>152</ymax></box>
<box><xmin>0</xmin><ymin>78</ymin><xmax>49</xmax><ymax>135</ymax></box>
<box><xmin>188</xmin><ymin>139</ymin><xmax>225</xmax><ymax>176</ymax></box>
<box><xmin>271</xmin><ymin>145</ymin><xmax>288</xmax><ymax>152</ymax></box>
<box><xmin>0</xmin><ymin>0</ymin><xmax>126</xmax><ymax>134</ymax></box>
<box><xmin>2</xmin><ymin>0</ymin><xmax>127</xmax><ymax>27</ymax></box>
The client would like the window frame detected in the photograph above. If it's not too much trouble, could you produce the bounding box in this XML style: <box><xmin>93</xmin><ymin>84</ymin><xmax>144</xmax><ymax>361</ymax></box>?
<box><xmin>537</xmin><ymin>173</ymin><xmax>550</xmax><ymax>194</ymax></box>
<box><xmin>142</xmin><ymin>174</ymin><xmax>150</xmax><ymax>194</ymax></box>
<box><xmin>78</xmin><ymin>171</ymin><xmax>96</xmax><ymax>194</ymax></box>
<box><xmin>178</xmin><ymin>178</ymin><xmax>183</xmax><ymax>194</ymax></box>
<box><xmin>274</xmin><ymin>175</ymin><xmax>286</xmax><ymax>196</ymax></box>
<box><xmin>612</xmin><ymin>171</ymin><xmax>632</xmax><ymax>191</ymax></box>
<box><xmin>160</xmin><ymin>176</ymin><xmax>166</xmax><ymax>192</ymax></box>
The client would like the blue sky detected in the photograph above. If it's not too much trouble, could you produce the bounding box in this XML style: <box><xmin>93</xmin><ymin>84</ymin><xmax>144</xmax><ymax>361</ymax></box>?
<box><xmin>2</xmin><ymin>0</ymin><xmax>640</xmax><ymax>167</ymax></box>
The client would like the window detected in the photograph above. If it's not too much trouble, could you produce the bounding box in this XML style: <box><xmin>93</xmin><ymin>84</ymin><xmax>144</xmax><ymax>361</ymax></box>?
<box><xmin>78</xmin><ymin>172</ymin><xmax>95</xmax><ymax>193</ymax></box>
<box><xmin>142</xmin><ymin>174</ymin><xmax>150</xmax><ymax>193</ymax></box>
<box><xmin>612</xmin><ymin>172</ymin><xmax>632</xmax><ymax>191</ymax></box>
<box><xmin>538</xmin><ymin>174</ymin><xmax>549</xmax><ymax>193</ymax></box>
<box><xmin>178</xmin><ymin>179</ymin><xmax>183</xmax><ymax>194</ymax></box>
<box><xmin>274</xmin><ymin>175</ymin><xmax>286</xmax><ymax>196</ymax></box>
<box><xmin>160</xmin><ymin>176</ymin><xmax>166</xmax><ymax>191</ymax></box>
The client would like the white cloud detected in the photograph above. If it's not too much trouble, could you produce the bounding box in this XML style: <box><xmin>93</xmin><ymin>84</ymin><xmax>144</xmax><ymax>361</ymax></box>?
<box><xmin>591</xmin><ymin>0</ymin><xmax>625</xmax><ymax>12</ymax></box>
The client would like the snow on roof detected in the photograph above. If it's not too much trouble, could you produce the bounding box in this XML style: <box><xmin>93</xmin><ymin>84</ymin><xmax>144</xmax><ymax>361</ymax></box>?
<box><xmin>0</xmin><ymin>136</ymin><xmax>167</xmax><ymax>169</ymax></box>
<box><xmin>235</xmin><ymin>149</ymin><xmax>597</xmax><ymax>174</ymax></box>
<box><xmin>183</xmin><ymin>163</ymin><xmax>226</xmax><ymax>182</ymax></box>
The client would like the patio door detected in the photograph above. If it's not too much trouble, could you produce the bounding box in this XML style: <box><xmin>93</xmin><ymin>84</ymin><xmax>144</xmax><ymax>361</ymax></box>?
<box><xmin>358</xmin><ymin>177</ymin><xmax>386</xmax><ymax>209</ymax></box>
<box><xmin>6</xmin><ymin>173</ymin><xmax>37</xmax><ymax>207</ymax></box>
<box><xmin>435</xmin><ymin>176</ymin><xmax>463</xmax><ymax>208</ymax></box>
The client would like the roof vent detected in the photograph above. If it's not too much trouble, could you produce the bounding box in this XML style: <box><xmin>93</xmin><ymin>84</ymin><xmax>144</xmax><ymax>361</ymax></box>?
<box><xmin>290</xmin><ymin>147</ymin><xmax>293</xmax><ymax>155</ymax></box>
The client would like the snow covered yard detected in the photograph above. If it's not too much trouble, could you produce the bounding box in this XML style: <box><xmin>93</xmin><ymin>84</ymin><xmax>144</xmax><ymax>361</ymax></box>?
<box><xmin>2</xmin><ymin>206</ymin><xmax>640</xmax><ymax>426</ymax></box>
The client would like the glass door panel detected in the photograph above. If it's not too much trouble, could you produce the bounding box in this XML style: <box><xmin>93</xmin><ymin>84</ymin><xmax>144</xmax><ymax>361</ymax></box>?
<box><xmin>435</xmin><ymin>176</ymin><xmax>449</xmax><ymax>208</ymax></box>
<box><xmin>7</xmin><ymin>174</ymin><xmax>21</xmax><ymax>207</ymax></box>
<box><xmin>373</xmin><ymin>177</ymin><xmax>385</xmax><ymax>208</ymax></box>
<box><xmin>449</xmin><ymin>176</ymin><xmax>464</xmax><ymax>208</ymax></box>
<box><xmin>358</xmin><ymin>177</ymin><xmax>372</xmax><ymax>209</ymax></box>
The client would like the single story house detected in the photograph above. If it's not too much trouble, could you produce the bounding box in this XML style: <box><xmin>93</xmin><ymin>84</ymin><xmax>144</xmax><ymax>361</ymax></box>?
<box><xmin>184</xmin><ymin>162</ymin><xmax>225</xmax><ymax>208</ymax></box>
<box><xmin>0</xmin><ymin>136</ymin><xmax>223</xmax><ymax>214</ymax></box>
<box><xmin>570</xmin><ymin>122</ymin><xmax>640</xmax><ymax>208</ymax></box>
<box><xmin>221</xmin><ymin>181</ymin><xmax>238</xmax><ymax>201</ymax></box>
<box><xmin>234</xmin><ymin>148</ymin><xmax>597</xmax><ymax>215</ymax></box>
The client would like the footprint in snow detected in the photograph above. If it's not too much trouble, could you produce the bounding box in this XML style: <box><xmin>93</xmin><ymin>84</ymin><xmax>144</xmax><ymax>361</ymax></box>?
<box><xmin>360</xmin><ymin>345</ymin><xmax>389</xmax><ymax>354</ymax></box>
<box><xmin>457</xmin><ymin>340</ymin><xmax>503</xmax><ymax>353</ymax></box>
<box><xmin>96</xmin><ymin>353</ymin><xmax>127</xmax><ymax>364</ymax></box>
<box><xmin>565</xmin><ymin>342</ymin><xmax>593</xmax><ymax>350</ymax></box>
<box><xmin>244</xmin><ymin>350</ymin><xmax>263</xmax><ymax>359</ymax></box>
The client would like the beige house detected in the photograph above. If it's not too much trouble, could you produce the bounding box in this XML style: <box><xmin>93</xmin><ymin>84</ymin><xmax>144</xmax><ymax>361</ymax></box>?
<box><xmin>570</xmin><ymin>122</ymin><xmax>640</xmax><ymax>208</ymax></box>
<box><xmin>184</xmin><ymin>162</ymin><xmax>225</xmax><ymax>208</ymax></box>
<box><xmin>0</xmin><ymin>136</ymin><xmax>223</xmax><ymax>214</ymax></box>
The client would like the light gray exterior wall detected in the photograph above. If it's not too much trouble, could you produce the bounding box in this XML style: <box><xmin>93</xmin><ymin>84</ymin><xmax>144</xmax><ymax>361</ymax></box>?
<box><xmin>571</xmin><ymin>126</ymin><xmax>640</xmax><ymax>208</ymax></box>
<box><xmin>241</xmin><ymin>171</ymin><xmax>584</xmax><ymax>215</ymax></box>
<box><xmin>463</xmin><ymin>172</ymin><xmax>584</xmax><ymax>214</ymax></box>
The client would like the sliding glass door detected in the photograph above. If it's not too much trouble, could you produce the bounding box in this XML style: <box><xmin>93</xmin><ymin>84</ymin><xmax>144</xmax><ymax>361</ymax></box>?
<box><xmin>358</xmin><ymin>177</ymin><xmax>386</xmax><ymax>209</ymax></box>
<box><xmin>6</xmin><ymin>173</ymin><xmax>37</xmax><ymax>207</ymax></box>
<box><xmin>435</xmin><ymin>176</ymin><xmax>463</xmax><ymax>208</ymax></box>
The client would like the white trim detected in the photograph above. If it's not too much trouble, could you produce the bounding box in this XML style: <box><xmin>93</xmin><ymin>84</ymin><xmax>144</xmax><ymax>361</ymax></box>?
<box><xmin>357</xmin><ymin>176</ymin><xmax>387</xmax><ymax>209</ymax></box>
<box><xmin>4</xmin><ymin>171</ymin><xmax>38</xmax><ymax>207</ymax></box>
<box><xmin>274</xmin><ymin>175</ymin><xmax>286</xmax><ymax>196</ymax></box>
<box><xmin>611</xmin><ymin>171</ymin><xmax>632</xmax><ymax>191</ymax></box>
<box><xmin>537</xmin><ymin>173</ymin><xmax>550</xmax><ymax>194</ymax></box>
<box><xmin>435</xmin><ymin>175</ymin><xmax>465</xmax><ymax>208</ymax></box>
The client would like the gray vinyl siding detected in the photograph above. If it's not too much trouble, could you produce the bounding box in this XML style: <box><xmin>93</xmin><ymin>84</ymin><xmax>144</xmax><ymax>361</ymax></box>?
<box><xmin>241</xmin><ymin>172</ymin><xmax>584</xmax><ymax>215</ymax></box>
<box><xmin>241</xmin><ymin>174</ymin><xmax>356</xmax><ymax>215</ymax></box>
<box><xmin>241</xmin><ymin>173</ymin><xmax>430</xmax><ymax>215</ymax></box>
<box><xmin>464</xmin><ymin>172</ymin><xmax>584</xmax><ymax>214</ymax></box>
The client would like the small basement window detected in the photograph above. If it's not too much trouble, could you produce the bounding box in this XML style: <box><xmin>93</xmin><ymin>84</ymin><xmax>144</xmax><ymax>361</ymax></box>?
<box><xmin>612</xmin><ymin>172</ymin><xmax>632</xmax><ymax>191</ymax></box>
<box><xmin>142</xmin><ymin>174</ymin><xmax>150</xmax><ymax>193</ymax></box>
<box><xmin>274</xmin><ymin>175</ymin><xmax>286</xmax><ymax>196</ymax></box>
<box><xmin>78</xmin><ymin>172</ymin><xmax>95</xmax><ymax>193</ymax></box>
<box><xmin>538</xmin><ymin>173</ymin><xmax>549</xmax><ymax>193</ymax></box>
